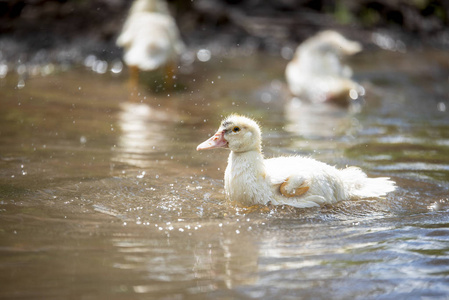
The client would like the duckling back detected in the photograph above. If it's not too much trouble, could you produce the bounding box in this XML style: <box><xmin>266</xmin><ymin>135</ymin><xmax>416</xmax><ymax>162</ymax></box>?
<box><xmin>266</xmin><ymin>157</ymin><xmax>395</xmax><ymax>208</ymax></box>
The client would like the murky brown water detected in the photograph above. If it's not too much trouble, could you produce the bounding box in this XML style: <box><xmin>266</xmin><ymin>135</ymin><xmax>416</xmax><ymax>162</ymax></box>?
<box><xmin>1</xmin><ymin>49</ymin><xmax>449</xmax><ymax>299</ymax></box>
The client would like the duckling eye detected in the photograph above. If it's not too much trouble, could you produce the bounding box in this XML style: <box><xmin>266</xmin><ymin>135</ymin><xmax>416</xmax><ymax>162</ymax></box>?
<box><xmin>232</xmin><ymin>126</ymin><xmax>240</xmax><ymax>133</ymax></box>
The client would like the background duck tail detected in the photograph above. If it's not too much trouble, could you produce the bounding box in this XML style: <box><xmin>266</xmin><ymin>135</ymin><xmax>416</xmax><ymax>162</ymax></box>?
<box><xmin>340</xmin><ymin>167</ymin><xmax>396</xmax><ymax>199</ymax></box>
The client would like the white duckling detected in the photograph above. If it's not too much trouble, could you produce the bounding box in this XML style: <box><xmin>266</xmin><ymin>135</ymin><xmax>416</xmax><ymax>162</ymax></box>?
<box><xmin>116</xmin><ymin>0</ymin><xmax>185</xmax><ymax>90</ymax></box>
<box><xmin>197</xmin><ymin>115</ymin><xmax>395</xmax><ymax>208</ymax></box>
<box><xmin>286</xmin><ymin>30</ymin><xmax>364</xmax><ymax>105</ymax></box>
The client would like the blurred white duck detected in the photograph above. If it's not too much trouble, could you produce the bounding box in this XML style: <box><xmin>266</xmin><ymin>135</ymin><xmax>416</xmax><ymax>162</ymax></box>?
<box><xmin>286</xmin><ymin>30</ymin><xmax>364</xmax><ymax>105</ymax></box>
<box><xmin>116</xmin><ymin>0</ymin><xmax>185</xmax><ymax>90</ymax></box>
<box><xmin>197</xmin><ymin>115</ymin><xmax>395</xmax><ymax>208</ymax></box>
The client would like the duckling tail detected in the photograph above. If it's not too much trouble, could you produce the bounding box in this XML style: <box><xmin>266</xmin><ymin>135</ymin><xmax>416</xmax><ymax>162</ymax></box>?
<box><xmin>340</xmin><ymin>167</ymin><xmax>396</xmax><ymax>199</ymax></box>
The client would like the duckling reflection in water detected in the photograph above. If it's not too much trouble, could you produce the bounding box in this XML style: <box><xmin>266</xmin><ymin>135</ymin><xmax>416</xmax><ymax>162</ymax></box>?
<box><xmin>285</xmin><ymin>30</ymin><xmax>364</xmax><ymax>105</ymax></box>
<box><xmin>113</xmin><ymin>102</ymin><xmax>172</xmax><ymax>168</ymax></box>
<box><xmin>197</xmin><ymin>115</ymin><xmax>395</xmax><ymax>208</ymax></box>
<box><xmin>116</xmin><ymin>0</ymin><xmax>185</xmax><ymax>96</ymax></box>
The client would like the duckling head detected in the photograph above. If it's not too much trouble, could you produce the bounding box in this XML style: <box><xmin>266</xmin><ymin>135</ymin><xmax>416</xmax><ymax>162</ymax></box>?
<box><xmin>197</xmin><ymin>115</ymin><xmax>262</xmax><ymax>153</ymax></box>
<box><xmin>297</xmin><ymin>30</ymin><xmax>361</xmax><ymax>59</ymax></box>
<box><xmin>314</xmin><ymin>30</ymin><xmax>362</xmax><ymax>56</ymax></box>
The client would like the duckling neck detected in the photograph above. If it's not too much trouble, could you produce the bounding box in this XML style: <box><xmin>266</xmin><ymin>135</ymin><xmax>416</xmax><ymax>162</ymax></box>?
<box><xmin>225</xmin><ymin>150</ymin><xmax>272</xmax><ymax>206</ymax></box>
<box><xmin>228</xmin><ymin>150</ymin><xmax>265</xmax><ymax>173</ymax></box>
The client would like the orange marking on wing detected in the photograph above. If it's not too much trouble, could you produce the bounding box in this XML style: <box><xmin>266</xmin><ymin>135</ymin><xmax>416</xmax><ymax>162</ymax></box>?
<box><xmin>280</xmin><ymin>181</ymin><xmax>309</xmax><ymax>198</ymax></box>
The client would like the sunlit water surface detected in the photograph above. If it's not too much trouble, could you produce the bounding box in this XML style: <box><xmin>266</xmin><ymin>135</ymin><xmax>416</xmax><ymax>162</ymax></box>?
<box><xmin>1</xmin><ymin>49</ymin><xmax>449</xmax><ymax>299</ymax></box>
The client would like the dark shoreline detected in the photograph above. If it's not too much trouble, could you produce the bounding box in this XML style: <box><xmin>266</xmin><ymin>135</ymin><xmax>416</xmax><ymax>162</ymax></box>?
<box><xmin>0</xmin><ymin>0</ymin><xmax>448</xmax><ymax>66</ymax></box>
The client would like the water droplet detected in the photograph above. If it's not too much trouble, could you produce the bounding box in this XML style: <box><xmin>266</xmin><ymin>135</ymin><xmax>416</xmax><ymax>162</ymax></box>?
<box><xmin>41</xmin><ymin>64</ymin><xmax>55</xmax><ymax>76</ymax></box>
<box><xmin>84</xmin><ymin>55</ymin><xmax>96</xmax><ymax>68</ymax></box>
<box><xmin>349</xmin><ymin>89</ymin><xmax>358</xmax><ymax>100</ymax></box>
<box><xmin>197</xmin><ymin>49</ymin><xmax>211</xmax><ymax>62</ymax></box>
<box><xmin>17</xmin><ymin>79</ymin><xmax>25</xmax><ymax>89</ymax></box>
<box><xmin>261</xmin><ymin>92</ymin><xmax>272</xmax><ymax>103</ymax></box>
<box><xmin>110</xmin><ymin>60</ymin><xmax>123</xmax><ymax>74</ymax></box>
<box><xmin>0</xmin><ymin>63</ymin><xmax>8</xmax><ymax>78</ymax></box>
<box><xmin>281</xmin><ymin>46</ymin><xmax>294</xmax><ymax>60</ymax></box>
<box><xmin>93</xmin><ymin>60</ymin><xmax>108</xmax><ymax>74</ymax></box>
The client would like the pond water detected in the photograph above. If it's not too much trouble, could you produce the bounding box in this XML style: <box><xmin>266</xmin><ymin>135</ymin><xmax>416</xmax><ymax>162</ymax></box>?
<box><xmin>1</xmin><ymin>48</ymin><xmax>449</xmax><ymax>299</ymax></box>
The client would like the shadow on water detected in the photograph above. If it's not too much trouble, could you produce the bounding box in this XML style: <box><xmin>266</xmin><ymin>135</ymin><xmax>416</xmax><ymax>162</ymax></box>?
<box><xmin>1</xmin><ymin>49</ymin><xmax>449</xmax><ymax>299</ymax></box>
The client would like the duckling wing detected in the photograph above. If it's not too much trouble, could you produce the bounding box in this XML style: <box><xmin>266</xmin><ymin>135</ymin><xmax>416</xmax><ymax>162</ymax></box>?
<box><xmin>264</xmin><ymin>156</ymin><xmax>313</xmax><ymax>195</ymax></box>
<box><xmin>265</xmin><ymin>156</ymin><xmax>308</xmax><ymax>179</ymax></box>
<box><xmin>264</xmin><ymin>156</ymin><xmax>340</xmax><ymax>208</ymax></box>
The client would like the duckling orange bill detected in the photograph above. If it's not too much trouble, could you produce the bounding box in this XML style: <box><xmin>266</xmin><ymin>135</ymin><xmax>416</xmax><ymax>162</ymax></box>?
<box><xmin>196</xmin><ymin>131</ymin><xmax>228</xmax><ymax>150</ymax></box>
